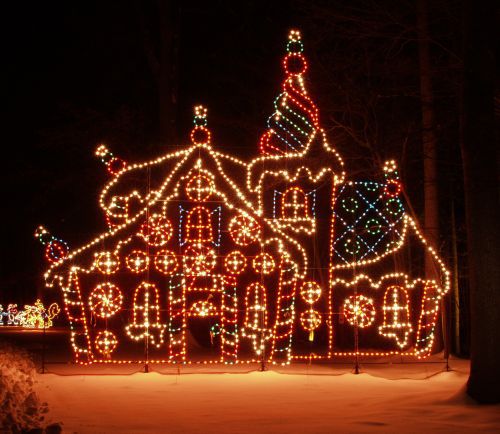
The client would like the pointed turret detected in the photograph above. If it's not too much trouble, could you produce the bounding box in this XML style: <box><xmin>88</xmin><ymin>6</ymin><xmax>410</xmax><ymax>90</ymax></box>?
<box><xmin>259</xmin><ymin>30</ymin><xmax>320</xmax><ymax>155</ymax></box>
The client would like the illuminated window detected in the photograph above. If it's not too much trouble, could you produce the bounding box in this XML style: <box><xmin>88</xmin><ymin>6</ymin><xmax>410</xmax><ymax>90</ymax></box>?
<box><xmin>281</xmin><ymin>187</ymin><xmax>309</xmax><ymax>220</ymax></box>
<box><xmin>379</xmin><ymin>285</ymin><xmax>412</xmax><ymax>348</ymax></box>
<box><xmin>185</xmin><ymin>206</ymin><xmax>213</xmax><ymax>243</ymax></box>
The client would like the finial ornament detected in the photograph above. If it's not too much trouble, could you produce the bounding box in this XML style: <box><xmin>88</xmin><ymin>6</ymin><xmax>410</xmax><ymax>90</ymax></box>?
<box><xmin>190</xmin><ymin>105</ymin><xmax>211</xmax><ymax>145</ymax></box>
<box><xmin>95</xmin><ymin>144</ymin><xmax>127</xmax><ymax>176</ymax></box>
<box><xmin>34</xmin><ymin>226</ymin><xmax>68</xmax><ymax>263</ymax></box>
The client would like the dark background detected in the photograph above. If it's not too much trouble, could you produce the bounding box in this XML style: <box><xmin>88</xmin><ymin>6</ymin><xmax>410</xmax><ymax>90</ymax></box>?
<box><xmin>2</xmin><ymin>1</ymin><xmax>294</xmax><ymax>301</ymax></box>
<box><xmin>1</xmin><ymin>0</ymin><xmax>468</xmax><ymax>349</ymax></box>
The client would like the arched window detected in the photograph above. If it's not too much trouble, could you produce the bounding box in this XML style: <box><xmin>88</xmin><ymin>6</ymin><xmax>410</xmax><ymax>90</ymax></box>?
<box><xmin>281</xmin><ymin>187</ymin><xmax>309</xmax><ymax>220</ymax></box>
<box><xmin>185</xmin><ymin>206</ymin><xmax>213</xmax><ymax>243</ymax></box>
<box><xmin>379</xmin><ymin>285</ymin><xmax>412</xmax><ymax>348</ymax></box>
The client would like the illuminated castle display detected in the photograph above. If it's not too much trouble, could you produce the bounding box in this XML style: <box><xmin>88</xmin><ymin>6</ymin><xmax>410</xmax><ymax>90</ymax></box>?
<box><xmin>38</xmin><ymin>30</ymin><xmax>450</xmax><ymax>365</ymax></box>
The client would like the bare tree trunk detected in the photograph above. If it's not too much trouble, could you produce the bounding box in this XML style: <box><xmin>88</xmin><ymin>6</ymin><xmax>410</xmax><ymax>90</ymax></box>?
<box><xmin>417</xmin><ymin>0</ymin><xmax>439</xmax><ymax>271</ymax></box>
<box><xmin>417</xmin><ymin>0</ymin><xmax>449</xmax><ymax>356</ymax></box>
<box><xmin>462</xmin><ymin>0</ymin><xmax>500</xmax><ymax>404</ymax></box>
<box><xmin>450</xmin><ymin>202</ymin><xmax>460</xmax><ymax>355</ymax></box>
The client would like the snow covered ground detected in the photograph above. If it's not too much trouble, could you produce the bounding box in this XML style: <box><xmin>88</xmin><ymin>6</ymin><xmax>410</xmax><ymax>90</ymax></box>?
<box><xmin>36</xmin><ymin>358</ymin><xmax>499</xmax><ymax>433</ymax></box>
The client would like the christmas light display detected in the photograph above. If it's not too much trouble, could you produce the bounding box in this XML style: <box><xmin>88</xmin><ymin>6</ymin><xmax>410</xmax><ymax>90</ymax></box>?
<box><xmin>259</xmin><ymin>29</ymin><xmax>319</xmax><ymax>155</ymax></box>
<box><xmin>154</xmin><ymin>250</ymin><xmax>179</xmax><ymax>275</ymax></box>
<box><xmin>95</xmin><ymin>144</ymin><xmax>127</xmax><ymax>176</ymax></box>
<box><xmin>343</xmin><ymin>295</ymin><xmax>376</xmax><ymax>328</ymax></box>
<box><xmin>37</xmin><ymin>30</ymin><xmax>450</xmax><ymax>365</ymax></box>
<box><xmin>34</xmin><ymin>226</ymin><xmax>68</xmax><ymax>263</ymax></box>
<box><xmin>126</xmin><ymin>282</ymin><xmax>166</xmax><ymax>347</ymax></box>
<box><xmin>241</xmin><ymin>282</ymin><xmax>272</xmax><ymax>356</ymax></box>
<box><xmin>3</xmin><ymin>304</ymin><xmax>19</xmax><ymax>325</ymax></box>
<box><xmin>0</xmin><ymin>300</ymin><xmax>60</xmax><ymax>328</ymax></box>
<box><xmin>94</xmin><ymin>251</ymin><xmax>120</xmax><ymax>274</ymax></box>
<box><xmin>89</xmin><ymin>283</ymin><xmax>123</xmax><ymax>318</ymax></box>
<box><xmin>299</xmin><ymin>281</ymin><xmax>323</xmax><ymax>340</ymax></box>
<box><xmin>95</xmin><ymin>330</ymin><xmax>118</xmax><ymax>356</ymax></box>
<box><xmin>224</xmin><ymin>251</ymin><xmax>247</xmax><ymax>275</ymax></box>
<box><xmin>2</xmin><ymin>304</ymin><xmax>19</xmax><ymax>326</ymax></box>
<box><xmin>125</xmin><ymin>250</ymin><xmax>149</xmax><ymax>273</ymax></box>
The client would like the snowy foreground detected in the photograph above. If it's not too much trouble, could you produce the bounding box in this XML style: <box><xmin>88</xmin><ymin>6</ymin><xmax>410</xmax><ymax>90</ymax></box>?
<box><xmin>37</xmin><ymin>359</ymin><xmax>499</xmax><ymax>434</ymax></box>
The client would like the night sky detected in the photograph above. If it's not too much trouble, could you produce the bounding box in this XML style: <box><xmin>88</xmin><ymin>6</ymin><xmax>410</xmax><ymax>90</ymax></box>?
<box><xmin>2</xmin><ymin>1</ymin><xmax>301</xmax><ymax>302</ymax></box>
<box><xmin>2</xmin><ymin>1</ymin><xmax>463</xmax><ymax>303</ymax></box>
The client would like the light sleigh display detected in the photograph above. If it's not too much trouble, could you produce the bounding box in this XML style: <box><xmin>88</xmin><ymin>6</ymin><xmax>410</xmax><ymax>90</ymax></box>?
<box><xmin>37</xmin><ymin>30</ymin><xmax>450</xmax><ymax>366</ymax></box>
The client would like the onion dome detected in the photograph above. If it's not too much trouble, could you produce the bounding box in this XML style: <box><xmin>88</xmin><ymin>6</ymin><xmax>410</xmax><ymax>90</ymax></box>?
<box><xmin>259</xmin><ymin>30</ymin><xmax>320</xmax><ymax>155</ymax></box>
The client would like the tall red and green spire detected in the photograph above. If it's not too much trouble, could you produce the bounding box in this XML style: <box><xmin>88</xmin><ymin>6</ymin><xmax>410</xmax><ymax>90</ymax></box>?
<box><xmin>259</xmin><ymin>30</ymin><xmax>320</xmax><ymax>155</ymax></box>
